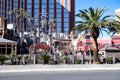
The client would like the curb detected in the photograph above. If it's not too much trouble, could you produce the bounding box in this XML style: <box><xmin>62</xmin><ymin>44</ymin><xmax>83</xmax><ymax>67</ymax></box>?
<box><xmin>0</xmin><ymin>64</ymin><xmax>120</xmax><ymax>73</ymax></box>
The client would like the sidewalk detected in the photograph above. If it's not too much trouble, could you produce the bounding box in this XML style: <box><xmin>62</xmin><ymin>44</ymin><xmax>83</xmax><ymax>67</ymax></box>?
<box><xmin>0</xmin><ymin>64</ymin><xmax>120</xmax><ymax>73</ymax></box>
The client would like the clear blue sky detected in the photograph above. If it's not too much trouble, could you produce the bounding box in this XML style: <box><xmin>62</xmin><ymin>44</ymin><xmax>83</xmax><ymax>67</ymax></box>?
<box><xmin>75</xmin><ymin>0</ymin><xmax>120</xmax><ymax>38</ymax></box>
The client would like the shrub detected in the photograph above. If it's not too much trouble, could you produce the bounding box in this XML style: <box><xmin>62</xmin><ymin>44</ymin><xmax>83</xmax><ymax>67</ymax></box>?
<box><xmin>40</xmin><ymin>53</ymin><xmax>51</xmax><ymax>64</ymax></box>
<box><xmin>60</xmin><ymin>56</ymin><xmax>67</xmax><ymax>63</ymax></box>
<box><xmin>9</xmin><ymin>51</ymin><xmax>16</xmax><ymax>65</ymax></box>
<box><xmin>0</xmin><ymin>55</ymin><xmax>7</xmax><ymax>65</ymax></box>
<box><xmin>75</xmin><ymin>59</ymin><xmax>81</xmax><ymax>64</ymax></box>
<box><xmin>24</xmin><ymin>54</ymin><xmax>30</xmax><ymax>64</ymax></box>
<box><xmin>54</xmin><ymin>60</ymin><xmax>58</xmax><ymax>64</ymax></box>
<box><xmin>17</xmin><ymin>55</ymin><xmax>22</xmax><ymax>60</ymax></box>
<box><xmin>10</xmin><ymin>51</ymin><xmax>16</xmax><ymax>58</ymax></box>
<box><xmin>24</xmin><ymin>54</ymin><xmax>30</xmax><ymax>60</ymax></box>
<box><xmin>106</xmin><ymin>57</ymin><xmax>113</xmax><ymax>64</ymax></box>
<box><xmin>17</xmin><ymin>55</ymin><xmax>22</xmax><ymax>64</ymax></box>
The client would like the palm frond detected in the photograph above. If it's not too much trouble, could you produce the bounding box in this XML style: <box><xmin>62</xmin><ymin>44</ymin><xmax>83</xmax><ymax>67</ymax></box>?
<box><xmin>100</xmin><ymin>15</ymin><xmax>112</xmax><ymax>21</ymax></box>
<box><xmin>116</xmin><ymin>15</ymin><xmax>120</xmax><ymax>20</ymax></box>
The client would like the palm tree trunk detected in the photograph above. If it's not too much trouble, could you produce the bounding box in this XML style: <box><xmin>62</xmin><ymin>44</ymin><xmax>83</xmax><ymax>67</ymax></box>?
<box><xmin>92</xmin><ymin>37</ymin><xmax>99</xmax><ymax>64</ymax></box>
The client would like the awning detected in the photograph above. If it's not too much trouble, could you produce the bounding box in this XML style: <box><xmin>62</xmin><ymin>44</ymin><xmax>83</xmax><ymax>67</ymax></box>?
<box><xmin>112</xmin><ymin>40</ymin><xmax>120</xmax><ymax>45</ymax></box>
<box><xmin>0</xmin><ymin>38</ymin><xmax>17</xmax><ymax>44</ymax></box>
<box><xmin>0</xmin><ymin>38</ymin><xmax>17</xmax><ymax>55</ymax></box>
<box><xmin>106</xmin><ymin>46</ymin><xmax>120</xmax><ymax>52</ymax></box>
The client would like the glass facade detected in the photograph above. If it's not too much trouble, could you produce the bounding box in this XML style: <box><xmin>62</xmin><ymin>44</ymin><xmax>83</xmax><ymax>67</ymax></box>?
<box><xmin>0</xmin><ymin>0</ymin><xmax>75</xmax><ymax>33</ymax></box>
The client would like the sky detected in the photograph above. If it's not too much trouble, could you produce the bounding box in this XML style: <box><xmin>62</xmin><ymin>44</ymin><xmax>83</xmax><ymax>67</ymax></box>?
<box><xmin>75</xmin><ymin>0</ymin><xmax>120</xmax><ymax>38</ymax></box>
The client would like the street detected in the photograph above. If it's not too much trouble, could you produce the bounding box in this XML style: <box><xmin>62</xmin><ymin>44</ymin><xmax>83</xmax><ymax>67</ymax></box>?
<box><xmin>0</xmin><ymin>70</ymin><xmax>120</xmax><ymax>80</ymax></box>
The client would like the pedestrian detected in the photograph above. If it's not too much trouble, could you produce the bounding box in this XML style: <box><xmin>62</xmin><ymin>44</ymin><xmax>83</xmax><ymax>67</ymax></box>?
<box><xmin>100</xmin><ymin>54</ymin><xmax>104</xmax><ymax>64</ymax></box>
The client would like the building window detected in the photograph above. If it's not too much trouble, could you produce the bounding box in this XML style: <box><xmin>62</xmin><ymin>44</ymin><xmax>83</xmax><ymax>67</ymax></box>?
<box><xmin>49</xmin><ymin>9</ymin><xmax>54</xmax><ymax>13</ymax></box>
<box><xmin>42</xmin><ymin>0</ymin><xmax>46</xmax><ymax>3</ymax></box>
<box><xmin>42</xmin><ymin>4</ymin><xmax>46</xmax><ymax>9</ymax></box>
<box><xmin>56</xmin><ymin>13</ymin><xmax>61</xmax><ymax>18</ymax></box>
<box><xmin>34</xmin><ymin>0</ymin><xmax>39</xmax><ymax>2</ymax></box>
<box><xmin>57</xmin><ymin>9</ymin><xmax>61</xmax><ymax>13</ymax></box>
<box><xmin>64</xmin><ymin>23</ymin><xmax>69</xmax><ymax>27</ymax></box>
<box><xmin>65</xmin><ymin>0</ymin><xmax>68</xmax><ymax>9</ymax></box>
<box><xmin>34</xmin><ymin>3</ymin><xmax>39</xmax><ymax>8</ymax></box>
<box><xmin>49</xmin><ymin>0</ymin><xmax>54</xmax><ymax>3</ymax></box>
<box><xmin>1</xmin><ymin>0</ymin><xmax>4</xmax><ymax>16</ymax></box>
<box><xmin>56</xmin><ymin>18</ymin><xmax>61</xmax><ymax>23</ymax></box>
<box><xmin>64</xmin><ymin>18</ymin><xmax>69</xmax><ymax>23</ymax></box>
<box><xmin>56</xmin><ymin>0</ymin><xmax>60</xmax><ymax>3</ymax></box>
<box><xmin>56</xmin><ymin>3</ymin><xmax>61</xmax><ymax>8</ymax></box>
<box><xmin>64</xmin><ymin>28</ymin><xmax>69</xmax><ymax>33</ymax></box>
<box><xmin>49</xmin><ymin>4</ymin><xmax>54</xmax><ymax>8</ymax></box>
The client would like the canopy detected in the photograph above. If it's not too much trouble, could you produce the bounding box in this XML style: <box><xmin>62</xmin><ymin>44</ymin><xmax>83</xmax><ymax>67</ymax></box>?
<box><xmin>0</xmin><ymin>38</ymin><xmax>17</xmax><ymax>55</ymax></box>
<box><xmin>0</xmin><ymin>38</ymin><xmax>16</xmax><ymax>44</ymax></box>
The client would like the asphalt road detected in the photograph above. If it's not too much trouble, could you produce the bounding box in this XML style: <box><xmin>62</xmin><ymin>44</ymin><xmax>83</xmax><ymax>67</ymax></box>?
<box><xmin>0</xmin><ymin>70</ymin><xmax>120</xmax><ymax>80</ymax></box>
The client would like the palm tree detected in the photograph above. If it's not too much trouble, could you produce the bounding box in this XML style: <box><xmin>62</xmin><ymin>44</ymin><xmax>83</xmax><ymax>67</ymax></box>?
<box><xmin>107</xmin><ymin>15</ymin><xmax>120</xmax><ymax>35</ymax></box>
<box><xmin>9</xmin><ymin>8</ymin><xmax>29</xmax><ymax>54</ymax></box>
<box><xmin>75</xmin><ymin>7</ymin><xmax>111</xmax><ymax>64</ymax></box>
<box><xmin>9</xmin><ymin>8</ymin><xmax>28</xmax><ymax>32</ymax></box>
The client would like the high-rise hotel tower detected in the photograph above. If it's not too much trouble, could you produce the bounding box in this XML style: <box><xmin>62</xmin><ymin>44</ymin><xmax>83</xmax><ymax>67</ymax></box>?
<box><xmin>0</xmin><ymin>0</ymin><xmax>75</xmax><ymax>33</ymax></box>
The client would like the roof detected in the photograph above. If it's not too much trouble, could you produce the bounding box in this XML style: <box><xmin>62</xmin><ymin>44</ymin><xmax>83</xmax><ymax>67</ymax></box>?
<box><xmin>112</xmin><ymin>40</ymin><xmax>120</xmax><ymax>45</ymax></box>
<box><xmin>99</xmin><ymin>46</ymin><xmax>120</xmax><ymax>52</ymax></box>
<box><xmin>0</xmin><ymin>38</ymin><xmax>17</xmax><ymax>44</ymax></box>
<box><xmin>97</xmin><ymin>39</ymin><xmax>111</xmax><ymax>44</ymax></box>
<box><xmin>106</xmin><ymin>46</ymin><xmax>120</xmax><ymax>52</ymax></box>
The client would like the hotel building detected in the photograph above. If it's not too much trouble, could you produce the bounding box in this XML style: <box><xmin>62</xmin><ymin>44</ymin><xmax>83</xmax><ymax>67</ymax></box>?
<box><xmin>0</xmin><ymin>0</ymin><xmax>75</xmax><ymax>33</ymax></box>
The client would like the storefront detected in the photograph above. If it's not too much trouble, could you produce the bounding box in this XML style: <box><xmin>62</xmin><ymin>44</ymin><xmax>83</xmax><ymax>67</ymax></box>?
<box><xmin>0</xmin><ymin>38</ymin><xmax>17</xmax><ymax>55</ymax></box>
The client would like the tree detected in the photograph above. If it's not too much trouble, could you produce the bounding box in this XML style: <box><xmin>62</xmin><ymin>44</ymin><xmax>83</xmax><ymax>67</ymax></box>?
<box><xmin>107</xmin><ymin>15</ymin><xmax>120</xmax><ymax>35</ymax></box>
<box><xmin>74</xmin><ymin>7</ymin><xmax>111</xmax><ymax>64</ymax></box>
<box><xmin>9</xmin><ymin>8</ymin><xmax>28</xmax><ymax>30</ymax></box>
<box><xmin>9</xmin><ymin>8</ymin><xmax>30</xmax><ymax>54</ymax></box>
